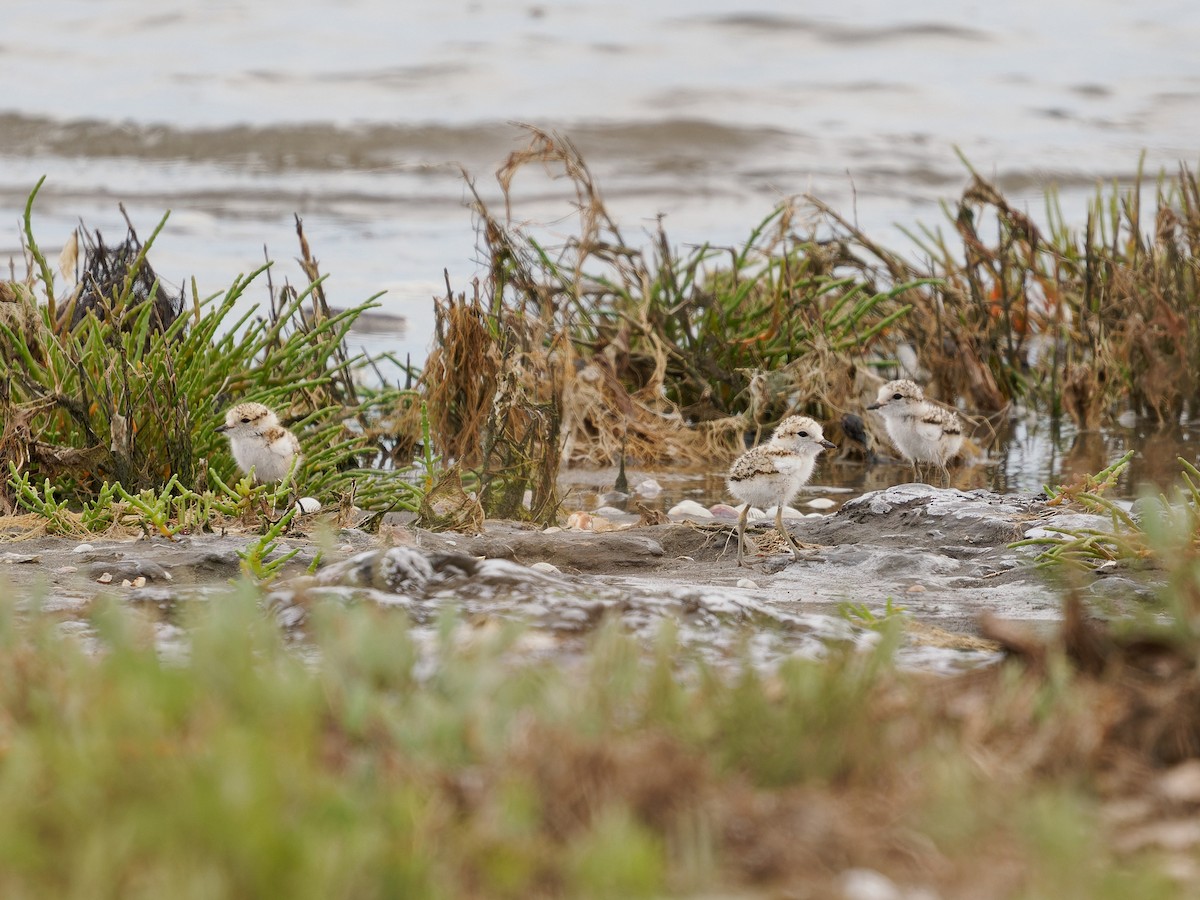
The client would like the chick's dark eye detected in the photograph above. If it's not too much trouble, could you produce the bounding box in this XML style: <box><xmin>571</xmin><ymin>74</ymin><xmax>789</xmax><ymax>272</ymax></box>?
<box><xmin>892</xmin><ymin>393</ymin><xmax>902</xmax><ymax>400</ymax></box>
<box><xmin>798</xmin><ymin>431</ymin><xmax>809</xmax><ymax>437</ymax></box>
<box><xmin>240</xmin><ymin>417</ymin><xmax>251</xmax><ymax>424</ymax></box>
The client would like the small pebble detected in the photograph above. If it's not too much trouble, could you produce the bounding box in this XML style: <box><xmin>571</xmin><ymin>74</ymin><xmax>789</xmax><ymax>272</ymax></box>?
<box><xmin>529</xmin><ymin>562</ymin><xmax>561</xmax><ymax>575</ymax></box>
<box><xmin>542</xmin><ymin>526</ymin><xmax>562</xmax><ymax>534</ymax></box>
<box><xmin>1157</xmin><ymin>760</ymin><xmax>1200</xmax><ymax>803</ymax></box>
<box><xmin>52</xmin><ymin>566</ymin><xmax>77</xmax><ymax>576</ymax></box>
<box><xmin>838</xmin><ymin>867</ymin><xmax>903</xmax><ymax>900</ymax></box>
<box><xmin>73</xmin><ymin>543</ymin><xmax>95</xmax><ymax>554</ymax></box>
<box><xmin>97</xmin><ymin>572</ymin><xmax>113</xmax><ymax>584</ymax></box>
<box><xmin>131</xmin><ymin>576</ymin><xmax>147</xmax><ymax>588</ymax></box>
<box><xmin>906</xmin><ymin>584</ymin><xmax>927</xmax><ymax>593</ymax></box>
<box><xmin>736</xmin><ymin>577</ymin><xmax>759</xmax><ymax>589</ymax></box>
<box><xmin>121</xmin><ymin>579</ymin><xmax>132</xmax><ymax>588</ymax></box>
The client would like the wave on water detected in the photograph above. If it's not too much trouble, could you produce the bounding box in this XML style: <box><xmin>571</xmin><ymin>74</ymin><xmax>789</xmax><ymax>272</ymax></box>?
<box><xmin>0</xmin><ymin>113</ymin><xmax>800</xmax><ymax>173</ymax></box>
<box><xmin>701</xmin><ymin>14</ymin><xmax>989</xmax><ymax>45</ymax></box>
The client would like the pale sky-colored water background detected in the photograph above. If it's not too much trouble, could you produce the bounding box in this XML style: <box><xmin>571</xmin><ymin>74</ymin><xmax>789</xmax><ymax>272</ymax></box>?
<box><xmin>2</xmin><ymin>0</ymin><xmax>1200</xmax><ymax>490</ymax></box>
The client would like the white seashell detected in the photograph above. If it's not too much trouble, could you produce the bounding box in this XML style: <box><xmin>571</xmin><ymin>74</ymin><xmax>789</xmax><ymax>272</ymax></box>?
<box><xmin>293</xmin><ymin>497</ymin><xmax>322</xmax><ymax>515</ymax></box>
<box><xmin>634</xmin><ymin>478</ymin><xmax>663</xmax><ymax>498</ymax></box>
<box><xmin>592</xmin><ymin>505</ymin><xmax>628</xmax><ymax>518</ymax></box>
<box><xmin>736</xmin><ymin>578</ymin><xmax>759</xmax><ymax>589</ymax></box>
<box><xmin>806</xmin><ymin>497</ymin><xmax>836</xmax><ymax>510</ymax></box>
<box><xmin>708</xmin><ymin>503</ymin><xmax>741</xmax><ymax>520</ymax></box>
<box><xmin>73</xmin><ymin>544</ymin><xmax>95</xmax><ymax>554</ymax></box>
<box><xmin>668</xmin><ymin>500</ymin><xmax>714</xmax><ymax>520</ymax></box>
<box><xmin>529</xmin><ymin>562</ymin><xmax>561</xmax><ymax>575</ymax></box>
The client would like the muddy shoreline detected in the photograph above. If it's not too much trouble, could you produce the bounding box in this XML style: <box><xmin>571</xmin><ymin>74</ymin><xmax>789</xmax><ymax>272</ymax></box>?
<box><xmin>0</xmin><ymin>484</ymin><xmax>1148</xmax><ymax>674</ymax></box>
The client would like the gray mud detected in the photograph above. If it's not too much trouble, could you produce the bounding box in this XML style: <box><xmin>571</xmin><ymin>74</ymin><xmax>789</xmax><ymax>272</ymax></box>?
<box><xmin>0</xmin><ymin>484</ymin><xmax>1152</xmax><ymax>674</ymax></box>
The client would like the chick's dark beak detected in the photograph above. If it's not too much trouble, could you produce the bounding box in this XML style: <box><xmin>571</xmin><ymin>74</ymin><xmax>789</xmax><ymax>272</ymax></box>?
<box><xmin>866</xmin><ymin>402</ymin><xmax>882</xmax><ymax>410</ymax></box>
<box><xmin>821</xmin><ymin>439</ymin><xmax>836</xmax><ymax>449</ymax></box>
<box><xmin>215</xmin><ymin>424</ymin><xmax>229</xmax><ymax>433</ymax></box>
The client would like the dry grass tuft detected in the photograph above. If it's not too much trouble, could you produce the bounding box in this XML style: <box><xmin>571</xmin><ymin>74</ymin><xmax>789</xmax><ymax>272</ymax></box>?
<box><xmin>426</xmin><ymin>141</ymin><xmax>1200</xmax><ymax>477</ymax></box>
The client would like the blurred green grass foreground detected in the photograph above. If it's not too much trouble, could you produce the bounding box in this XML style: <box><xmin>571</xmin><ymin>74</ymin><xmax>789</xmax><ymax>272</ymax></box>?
<box><xmin>0</xmin><ymin>581</ymin><xmax>1184</xmax><ymax>899</ymax></box>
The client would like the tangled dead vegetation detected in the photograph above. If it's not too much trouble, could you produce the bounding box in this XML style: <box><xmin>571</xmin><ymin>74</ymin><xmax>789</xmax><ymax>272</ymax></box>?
<box><xmin>419</xmin><ymin>592</ymin><xmax>1200</xmax><ymax>897</ymax></box>
<box><xmin>417</xmin><ymin>132</ymin><xmax>1200</xmax><ymax>519</ymax></box>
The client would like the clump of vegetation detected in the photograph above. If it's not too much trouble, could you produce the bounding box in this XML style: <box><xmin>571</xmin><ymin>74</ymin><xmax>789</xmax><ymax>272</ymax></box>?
<box><xmin>415</xmin><ymin>128</ymin><xmax>1200</xmax><ymax>518</ymax></box>
<box><xmin>416</xmin><ymin>128</ymin><xmax>940</xmax><ymax>521</ymax></box>
<box><xmin>0</xmin><ymin>179</ymin><xmax>423</xmax><ymax>530</ymax></box>
<box><xmin>881</xmin><ymin>156</ymin><xmax>1200</xmax><ymax>424</ymax></box>
<box><xmin>1019</xmin><ymin>451</ymin><xmax>1200</xmax><ymax>637</ymax></box>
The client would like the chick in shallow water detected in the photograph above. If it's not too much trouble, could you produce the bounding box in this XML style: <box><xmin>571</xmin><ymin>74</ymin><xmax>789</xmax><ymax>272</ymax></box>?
<box><xmin>867</xmin><ymin>379</ymin><xmax>963</xmax><ymax>484</ymax></box>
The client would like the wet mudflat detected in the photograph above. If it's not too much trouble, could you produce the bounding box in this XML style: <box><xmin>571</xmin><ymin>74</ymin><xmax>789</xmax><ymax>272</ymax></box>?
<box><xmin>8</xmin><ymin>484</ymin><xmax>1200</xmax><ymax>895</ymax></box>
<box><xmin>0</xmin><ymin>484</ymin><xmax>1138</xmax><ymax>674</ymax></box>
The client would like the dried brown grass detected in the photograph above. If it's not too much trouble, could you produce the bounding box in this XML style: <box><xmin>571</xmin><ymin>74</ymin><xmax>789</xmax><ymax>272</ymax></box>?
<box><xmin>415</xmin><ymin>134</ymin><xmax>1200</xmax><ymax>494</ymax></box>
<box><xmin>425</xmin><ymin>597</ymin><xmax>1200</xmax><ymax>896</ymax></box>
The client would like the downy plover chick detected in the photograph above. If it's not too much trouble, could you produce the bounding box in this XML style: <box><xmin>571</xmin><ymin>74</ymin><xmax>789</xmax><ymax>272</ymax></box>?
<box><xmin>216</xmin><ymin>402</ymin><xmax>302</xmax><ymax>484</ymax></box>
<box><xmin>867</xmin><ymin>379</ymin><xmax>963</xmax><ymax>484</ymax></box>
<box><xmin>727</xmin><ymin>415</ymin><xmax>835</xmax><ymax>567</ymax></box>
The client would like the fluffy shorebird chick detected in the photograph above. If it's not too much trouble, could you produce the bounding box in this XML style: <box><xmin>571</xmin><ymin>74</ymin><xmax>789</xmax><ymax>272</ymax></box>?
<box><xmin>867</xmin><ymin>379</ymin><xmax>963</xmax><ymax>483</ymax></box>
<box><xmin>216</xmin><ymin>402</ymin><xmax>302</xmax><ymax>484</ymax></box>
<box><xmin>727</xmin><ymin>415</ymin><xmax>835</xmax><ymax>567</ymax></box>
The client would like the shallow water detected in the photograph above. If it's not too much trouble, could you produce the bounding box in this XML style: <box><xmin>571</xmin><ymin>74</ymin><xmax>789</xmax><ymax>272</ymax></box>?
<box><xmin>562</xmin><ymin>416</ymin><xmax>1200</xmax><ymax>513</ymax></box>
<box><xmin>3</xmin><ymin>0</ymin><xmax>1200</xmax><ymax>368</ymax></box>
<box><xmin>3</xmin><ymin>1</ymin><xmax>1199</xmax><ymax>492</ymax></box>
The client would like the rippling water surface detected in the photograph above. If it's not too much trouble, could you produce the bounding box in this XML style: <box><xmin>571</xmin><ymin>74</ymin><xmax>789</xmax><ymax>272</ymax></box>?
<box><xmin>3</xmin><ymin>1</ymin><xmax>1199</xmax><ymax>483</ymax></box>
<box><xmin>4</xmin><ymin>1</ymin><xmax>1199</xmax><ymax>357</ymax></box>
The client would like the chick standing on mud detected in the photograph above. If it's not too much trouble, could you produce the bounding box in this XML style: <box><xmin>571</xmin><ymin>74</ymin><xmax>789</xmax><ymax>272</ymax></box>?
<box><xmin>216</xmin><ymin>402</ymin><xmax>302</xmax><ymax>484</ymax></box>
<box><xmin>727</xmin><ymin>415</ymin><xmax>835</xmax><ymax>567</ymax></box>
